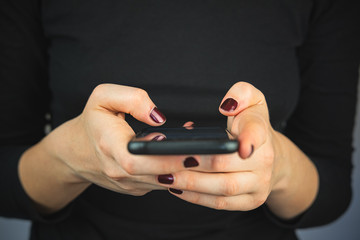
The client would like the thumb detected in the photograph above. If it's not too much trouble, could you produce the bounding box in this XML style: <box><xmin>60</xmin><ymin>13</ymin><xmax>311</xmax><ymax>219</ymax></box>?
<box><xmin>219</xmin><ymin>82</ymin><xmax>269</xmax><ymax>158</ymax></box>
<box><xmin>219</xmin><ymin>82</ymin><xmax>265</xmax><ymax>117</ymax></box>
<box><xmin>87</xmin><ymin>84</ymin><xmax>166</xmax><ymax>126</ymax></box>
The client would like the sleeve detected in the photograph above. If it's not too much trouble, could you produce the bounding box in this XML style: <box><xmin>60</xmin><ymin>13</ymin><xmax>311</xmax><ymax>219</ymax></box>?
<box><xmin>264</xmin><ymin>0</ymin><xmax>360</xmax><ymax>228</ymax></box>
<box><xmin>0</xmin><ymin>0</ymin><xmax>70</xmax><ymax>222</ymax></box>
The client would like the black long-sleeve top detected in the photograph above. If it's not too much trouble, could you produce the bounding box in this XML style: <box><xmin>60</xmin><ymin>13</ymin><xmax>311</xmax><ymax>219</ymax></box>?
<box><xmin>0</xmin><ymin>0</ymin><xmax>359</xmax><ymax>239</ymax></box>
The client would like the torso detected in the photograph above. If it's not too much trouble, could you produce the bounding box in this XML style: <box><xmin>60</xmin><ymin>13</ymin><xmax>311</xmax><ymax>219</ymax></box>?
<box><xmin>38</xmin><ymin>1</ymin><xmax>312</xmax><ymax>239</ymax></box>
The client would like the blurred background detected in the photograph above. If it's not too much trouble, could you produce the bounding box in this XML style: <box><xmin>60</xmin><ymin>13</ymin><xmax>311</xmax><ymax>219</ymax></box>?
<box><xmin>1</xmin><ymin>79</ymin><xmax>359</xmax><ymax>239</ymax></box>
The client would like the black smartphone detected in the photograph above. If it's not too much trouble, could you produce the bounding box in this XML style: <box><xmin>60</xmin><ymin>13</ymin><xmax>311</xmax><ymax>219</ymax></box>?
<box><xmin>128</xmin><ymin>126</ymin><xmax>238</xmax><ymax>155</ymax></box>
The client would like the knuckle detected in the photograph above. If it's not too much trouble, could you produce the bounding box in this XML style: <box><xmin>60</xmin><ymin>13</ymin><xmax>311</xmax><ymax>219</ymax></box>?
<box><xmin>184</xmin><ymin>173</ymin><xmax>196</xmax><ymax>191</ymax></box>
<box><xmin>214</xmin><ymin>197</ymin><xmax>227</xmax><ymax>210</ymax></box>
<box><xmin>115</xmin><ymin>181</ymin><xmax>146</xmax><ymax>196</ymax></box>
<box><xmin>98</xmin><ymin>136</ymin><xmax>111</xmax><ymax>157</ymax></box>
<box><xmin>104</xmin><ymin>167</ymin><xmax>123</xmax><ymax>181</ymax></box>
<box><xmin>235</xmin><ymin>81</ymin><xmax>253</xmax><ymax>96</ymax></box>
<box><xmin>121</xmin><ymin>158</ymin><xmax>137</xmax><ymax>175</ymax></box>
<box><xmin>222</xmin><ymin>177</ymin><xmax>240</xmax><ymax>196</ymax></box>
<box><xmin>132</xmin><ymin>88</ymin><xmax>149</xmax><ymax>105</ymax></box>
<box><xmin>129</xmin><ymin>190</ymin><xmax>148</xmax><ymax>196</ymax></box>
<box><xmin>92</xmin><ymin>84</ymin><xmax>108</xmax><ymax>99</ymax></box>
<box><xmin>116</xmin><ymin>182</ymin><xmax>133</xmax><ymax>191</ymax></box>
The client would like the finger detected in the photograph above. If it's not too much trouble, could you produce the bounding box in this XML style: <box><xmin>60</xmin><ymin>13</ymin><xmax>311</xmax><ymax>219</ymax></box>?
<box><xmin>161</xmin><ymin>171</ymin><xmax>258</xmax><ymax>196</ymax></box>
<box><xmin>230</xmin><ymin>105</ymin><xmax>268</xmax><ymax>159</ymax></box>
<box><xmin>87</xmin><ymin>84</ymin><xmax>166</xmax><ymax>126</ymax></box>
<box><xmin>136</xmin><ymin>132</ymin><xmax>167</xmax><ymax>141</ymax></box>
<box><xmin>101</xmin><ymin>128</ymin><xmax>201</xmax><ymax>176</ymax></box>
<box><xmin>183</xmin><ymin>121</ymin><xmax>195</xmax><ymax>130</ymax></box>
<box><xmin>107</xmin><ymin>151</ymin><xmax>199</xmax><ymax>176</ymax></box>
<box><xmin>97</xmin><ymin>122</ymin><xmax>198</xmax><ymax>176</ymax></box>
<box><xmin>110</xmin><ymin>176</ymin><xmax>168</xmax><ymax>191</ymax></box>
<box><xmin>95</xmin><ymin>175</ymin><xmax>167</xmax><ymax>196</ymax></box>
<box><xmin>168</xmin><ymin>190</ymin><xmax>260</xmax><ymax>211</ymax></box>
<box><xmin>219</xmin><ymin>82</ymin><xmax>266</xmax><ymax>117</ymax></box>
<box><xmin>196</xmin><ymin>153</ymin><xmax>258</xmax><ymax>173</ymax></box>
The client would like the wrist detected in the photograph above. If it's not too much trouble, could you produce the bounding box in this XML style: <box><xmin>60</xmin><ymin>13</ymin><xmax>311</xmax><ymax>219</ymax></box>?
<box><xmin>19</xmin><ymin>140</ymin><xmax>90</xmax><ymax>214</ymax></box>
<box><xmin>265</xmin><ymin>130</ymin><xmax>298</xmax><ymax>218</ymax></box>
<box><xmin>18</xmin><ymin>116</ymin><xmax>94</xmax><ymax>214</ymax></box>
<box><xmin>42</xmin><ymin>117</ymin><xmax>89</xmax><ymax>185</ymax></box>
<box><xmin>265</xmin><ymin>130</ymin><xmax>319</xmax><ymax>219</ymax></box>
<box><xmin>269</xmin><ymin>130</ymin><xmax>293</xmax><ymax>194</ymax></box>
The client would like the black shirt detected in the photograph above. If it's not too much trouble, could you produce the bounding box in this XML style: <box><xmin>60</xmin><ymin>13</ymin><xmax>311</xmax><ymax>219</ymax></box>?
<box><xmin>0</xmin><ymin>0</ymin><xmax>359</xmax><ymax>239</ymax></box>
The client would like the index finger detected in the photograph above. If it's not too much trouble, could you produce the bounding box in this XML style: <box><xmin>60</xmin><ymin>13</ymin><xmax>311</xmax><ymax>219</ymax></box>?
<box><xmin>87</xmin><ymin>84</ymin><xmax>167</xmax><ymax>126</ymax></box>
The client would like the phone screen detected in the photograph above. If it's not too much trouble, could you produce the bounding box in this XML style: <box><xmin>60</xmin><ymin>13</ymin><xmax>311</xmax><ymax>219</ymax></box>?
<box><xmin>128</xmin><ymin>127</ymin><xmax>238</xmax><ymax>155</ymax></box>
<box><xmin>135</xmin><ymin>127</ymin><xmax>232</xmax><ymax>140</ymax></box>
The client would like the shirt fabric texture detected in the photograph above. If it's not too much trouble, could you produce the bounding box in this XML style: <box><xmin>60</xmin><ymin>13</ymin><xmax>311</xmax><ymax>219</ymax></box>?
<box><xmin>0</xmin><ymin>0</ymin><xmax>359</xmax><ymax>239</ymax></box>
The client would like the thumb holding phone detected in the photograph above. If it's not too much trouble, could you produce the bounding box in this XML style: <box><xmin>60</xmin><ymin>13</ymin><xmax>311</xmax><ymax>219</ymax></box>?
<box><xmin>165</xmin><ymin>82</ymin><xmax>319</xmax><ymax>220</ymax></box>
<box><xmin>219</xmin><ymin>82</ymin><xmax>270</xmax><ymax>159</ymax></box>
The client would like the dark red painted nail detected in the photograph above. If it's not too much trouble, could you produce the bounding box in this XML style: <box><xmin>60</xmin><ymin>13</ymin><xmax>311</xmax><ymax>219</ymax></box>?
<box><xmin>220</xmin><ymin>98</ymin><xmax>238</xmax><ymax>112</ymax></box>
<box><xmin>158</xmin><ymin>174</ymin><xmax>174</xmax><ymax>184</ymax></box>
<box><xmin>184</xmin><ymin>157</ymin><xmax>199</xmax><ymax>168</ymax></box>
<box><xmin>169</xmin><ymin>188</ymin><xmax>183</xmax><ymax>194</ymax></box>
<box><xmin>150</xmin><ymin>107</ymin><xmax>166</xmax><ymax>123</ymax></box>
<box><xmin>151</xmin><ymin>135</ymin><xmax>166</xmax><ymax>141</ymax></box>
<box><xmin>247</xmin><ymin>145</ymin><xmax>254</xmax><ymax>158</ymax></box>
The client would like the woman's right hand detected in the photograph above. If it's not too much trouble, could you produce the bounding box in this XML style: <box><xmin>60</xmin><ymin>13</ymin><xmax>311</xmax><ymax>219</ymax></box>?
<box><xmin>20</xmin><ymin>84</ymin><xmax>191</xmax><ymax>213</ymax></box>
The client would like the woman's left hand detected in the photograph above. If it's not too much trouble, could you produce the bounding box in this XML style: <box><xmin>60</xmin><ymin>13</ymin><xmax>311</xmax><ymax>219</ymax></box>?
<box><xmin>157</xmin><ymin>82</ymin><xmax>318</xmax><ymax>217</ymax></box>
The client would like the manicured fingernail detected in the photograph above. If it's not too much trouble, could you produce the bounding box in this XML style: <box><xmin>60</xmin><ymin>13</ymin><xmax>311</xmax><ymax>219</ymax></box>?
<box><xmin>184</xmin><ymin>122</ymin><xmax>195</xmax><ymax>130</ymax></box>
<box><xmin>151</xmin><ymin>135</ymin><xmax>166</xmax><ymax>141</ymax></box>
<box><xmin>150</xmin><ymin>107</ymin><xmax>166</xmax><ymax>123</ymax></box>
<box><xmin>247</xmin><ymin>145</ymin><xmax>254</xmax><ymax>158</ymax></box>
<box><xmin>184</xmin><ymin>157</ymin><xmax>199</xmax><ymax>168</ymax></box>
<box><xmin>220</xmin><ymin>98</ymin><xmax>238</xmax><ymax>112</ymax></box>
<box><xmin>169</xmin><ymin>188</ymin><xmax>183</xmax><ymax>194</ymax></box>
<box><xmin>158</xmin><ymin>174</ymin><xmax>174</xmax><ymax>184</ymax></box>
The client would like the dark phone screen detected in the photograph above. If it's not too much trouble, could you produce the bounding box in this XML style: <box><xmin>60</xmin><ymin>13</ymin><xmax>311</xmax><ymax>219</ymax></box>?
<box><xmin>134</xmin><ymin>127</ymin><xmax>233</xmax><ymax>141</ymax></box>
<box><xmin>129</xmin><ymin>127</ymin><xmax>238</xmax><ymax>155</ymax></box>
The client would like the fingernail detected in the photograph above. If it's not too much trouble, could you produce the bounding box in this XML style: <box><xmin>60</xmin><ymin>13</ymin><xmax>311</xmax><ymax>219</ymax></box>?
<box><xmin>169</xmin><ymin>188</ymin><xmax>183</xmax><ymax>194</ymax></box>
<box><xmin>247</xmin><ymin>145</ymin><xmax>254</xmax><ymax>158</ymax></box>
<box><xmin>184</xmin><ymin>157</ymin><xmax>199</xmax><ymax>168</ymax></box>
<box><xmin>220</xmin><ymin>98</ymin><xmax>238</xmax><ymax>112</ymax></box>
<box><xmin>150</xmin><ymin>107</ymin><xmax>166</xmax><ymax>123</ymax></box>
<box><xmin>158</xmin><ymin>174</ymin><xmax>174</xmax><ymax>184</ymax></box>
<box><xmin>151</xmin><ymin>135</ymin><xmax>166</xmax><ymax>141</ymax></box>
<box><xmin>184</xmin><ymin>122</ymin><xmax>195</xmax><ymax>130</ymax></box>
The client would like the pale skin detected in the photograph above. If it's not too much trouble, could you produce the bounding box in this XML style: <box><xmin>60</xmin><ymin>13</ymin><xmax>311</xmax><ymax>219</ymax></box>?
<box><xmin>19</xmin><ymin>82</ymin><xmax>319</xmax><ymax>220</ymax></box>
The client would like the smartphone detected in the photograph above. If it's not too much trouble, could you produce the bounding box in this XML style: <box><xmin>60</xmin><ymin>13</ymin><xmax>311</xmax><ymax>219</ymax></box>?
<box><xmin>128</xmin><ymin>126</ymin><xmax>238</xmax><ymax>155</ymax></box>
